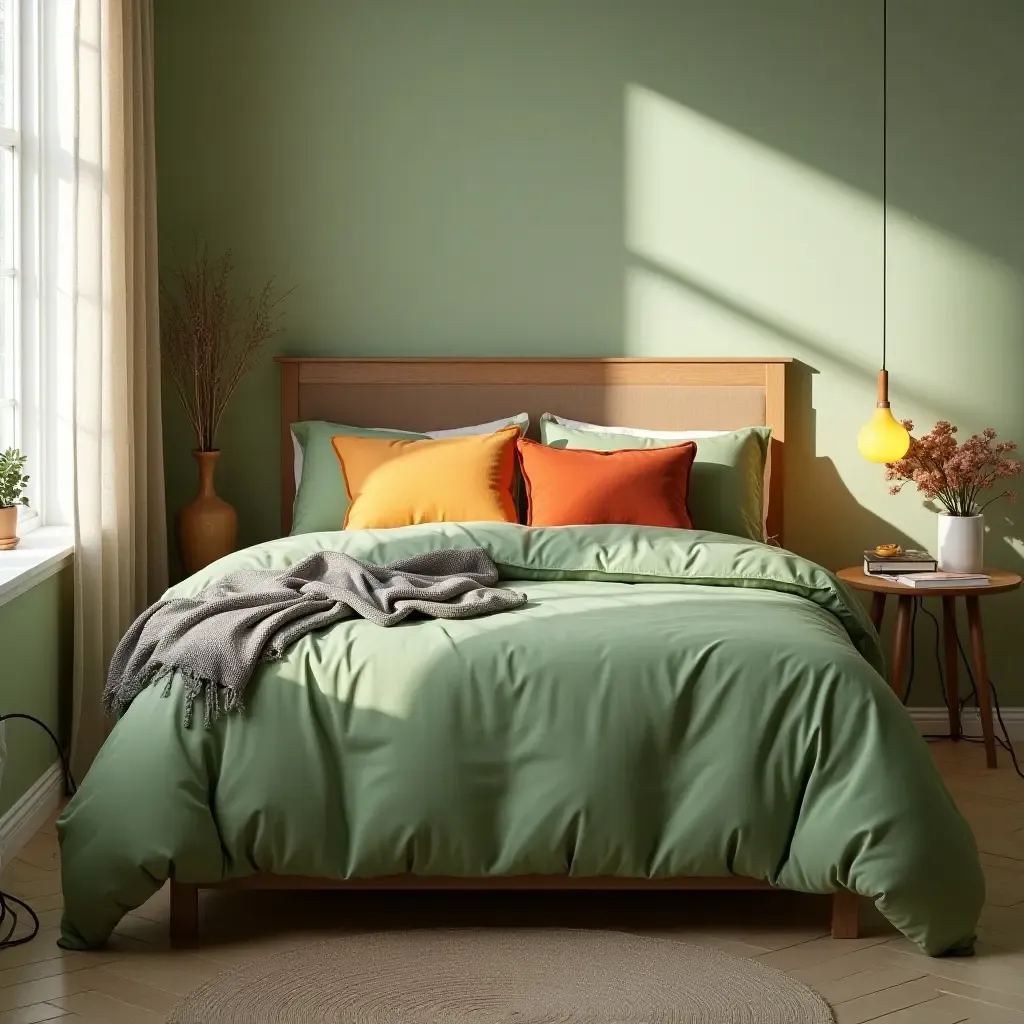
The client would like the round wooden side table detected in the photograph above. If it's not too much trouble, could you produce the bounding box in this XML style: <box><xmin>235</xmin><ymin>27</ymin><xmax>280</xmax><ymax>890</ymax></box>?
<box><xmin>837</xmin><ymin>567</ymin><xmax>1021</xmax><ymax>769</ymax></box>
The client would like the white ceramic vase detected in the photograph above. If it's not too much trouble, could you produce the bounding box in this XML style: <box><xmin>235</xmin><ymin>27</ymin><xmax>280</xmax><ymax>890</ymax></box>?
<box><xmin>936</xmin><ymin>513</ymin><xmax>984</xmax><ymax>573</ymax></box>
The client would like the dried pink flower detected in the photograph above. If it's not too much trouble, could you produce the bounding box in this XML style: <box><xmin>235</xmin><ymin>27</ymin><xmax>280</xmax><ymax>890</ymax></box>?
<box><xmin>884</xmin><ymin>422</ymin><xmax>1020</xmax><ymax>516</ymax></box>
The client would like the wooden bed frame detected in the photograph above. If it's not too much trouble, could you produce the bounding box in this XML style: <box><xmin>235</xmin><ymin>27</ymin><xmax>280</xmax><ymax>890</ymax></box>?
<box><xmin>168</xmin><ymin>355</ymin><xmax>862</xmax><ymax>945</ymax></box>
<box><xmin>169</xmin><ymin>876</ymin><xmax>860</xmax><ymax>946</ymax></box>
<box><xmin>275</xmin><ymin>357</ymin><xmax>788</xmax><ymax>542</ymax></box>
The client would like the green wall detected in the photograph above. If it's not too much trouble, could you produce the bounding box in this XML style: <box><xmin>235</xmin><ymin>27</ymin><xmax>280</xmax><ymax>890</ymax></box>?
<box><xmin>154</xmin><ymin>1</ymin><xmax>1024</xmax><ymax>703</ymax></box>
<box><xmin>0</xmin><ymin>568</ymin><xmax>73</xmax><ymax>818</ymax></box>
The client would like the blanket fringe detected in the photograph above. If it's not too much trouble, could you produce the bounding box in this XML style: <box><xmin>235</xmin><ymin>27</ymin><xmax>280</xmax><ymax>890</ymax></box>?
<box><xmin>103</xmin><ymin>663</ymin><xmax>243</xmax><ymax>730</ymax></box>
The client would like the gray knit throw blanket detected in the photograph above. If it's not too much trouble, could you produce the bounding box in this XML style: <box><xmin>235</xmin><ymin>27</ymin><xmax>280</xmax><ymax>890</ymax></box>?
<box><xmin>103</xmin><ymin>547</ymin><xmax>526</xmax><ymax>728</ymax></box>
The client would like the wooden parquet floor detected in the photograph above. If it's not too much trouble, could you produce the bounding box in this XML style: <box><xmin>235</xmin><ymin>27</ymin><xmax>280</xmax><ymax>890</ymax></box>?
<box><xmin>0</xmin><ymin>740</ymin><xmax>1021</xmax><ymax>1022</ymax></box>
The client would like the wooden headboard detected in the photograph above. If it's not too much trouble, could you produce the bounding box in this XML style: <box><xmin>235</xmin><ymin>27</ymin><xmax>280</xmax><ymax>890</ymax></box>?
<box><xmin>276</xmin><ymin>357</ymin><xmax>789</xmax><ymax>542</ymax></box>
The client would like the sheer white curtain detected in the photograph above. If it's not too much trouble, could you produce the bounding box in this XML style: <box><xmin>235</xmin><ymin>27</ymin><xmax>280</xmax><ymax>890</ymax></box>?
<box><xmin>69</xmin><ymin>0</ymin><xmax>167</xmax><ymax>779</ymax></box>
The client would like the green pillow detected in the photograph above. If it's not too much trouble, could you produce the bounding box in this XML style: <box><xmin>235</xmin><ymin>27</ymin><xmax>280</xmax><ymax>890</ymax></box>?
<box><xmin>539</xmin><ymin>417</ymin><xmax>770</xmax><ymax>541</ymax></box>
<box><xmin>290</xmin><ymin>415</ymin><xmax>529</xmax><ymax>535</ymax></box>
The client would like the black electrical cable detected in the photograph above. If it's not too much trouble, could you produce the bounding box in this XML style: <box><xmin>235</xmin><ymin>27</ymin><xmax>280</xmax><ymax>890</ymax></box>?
<box><xmin>951</xmin><ymin>623</ymin><xmax>1023</xmax><ymax>776</ymax></box>
<box><xmin>918</xmin><ymin>602</ymin><xmax>944</xmax><ymax>693</ymax></box>
<box><xmin>917</xmin><ymin>600</ymin><xmax>1015</xmax><ymax>759</ymax></box>
<box><xmin>882</xmin><ymin>0</ymin><xmax>888</xmax><ymax>372</ymax></box>
<box><xmin>899</xmin><ymin>599</ymin><xmax>919</xmax><ymax>704</ymax></box>
<box><xmin>0</xmin><ymin>713</ymin><xmax>77</xmax><ymax>949</ymax></box>
<box><xmin>900</xmin><ymin>597</ymin><xmax>1024</xmax><ymax>779</ymax></box>
<box><xmin>0</xmin><ymin>892</ymin><xmax>39</xmax><ymax>948</ymax></box>
<box><xmin>917</xmin><ymin>602</ymin><xmax>983</xmax><ymax>736</ymax></box>
<box><xmin>0</xmin><ymin>714</ymin><xmax>76</xmax><ymax>798</ymax></box>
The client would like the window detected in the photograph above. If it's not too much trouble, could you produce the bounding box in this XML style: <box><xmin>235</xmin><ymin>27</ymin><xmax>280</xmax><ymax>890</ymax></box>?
<box><xmin>0</xmin><ymin>0</ymin><xmax>71</xmax><ymax>531</ymax></box>
<box><xmin>0</xmin><ymin>0</ymin><xmax>17</xmax><ymax>458</ymax></box>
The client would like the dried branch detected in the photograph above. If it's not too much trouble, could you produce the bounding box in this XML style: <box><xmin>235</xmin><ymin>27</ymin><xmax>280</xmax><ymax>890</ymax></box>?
<box><xmin>161</xmin><ymin>243</ymin><xmax>290</xmax><ymax>452</ymax></box>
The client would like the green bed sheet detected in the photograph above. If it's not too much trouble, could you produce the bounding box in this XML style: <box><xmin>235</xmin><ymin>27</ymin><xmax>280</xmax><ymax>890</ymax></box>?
<box><xmin>57</xmin><ymin>523</ymin><xmax>982</xmax><ymax>954</ymax></box>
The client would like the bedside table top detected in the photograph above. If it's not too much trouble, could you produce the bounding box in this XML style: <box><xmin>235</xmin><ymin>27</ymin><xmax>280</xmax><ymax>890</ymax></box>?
<box><xmin>836</xmin><ymin>566</ymin><xmax>1022</xmax><ymax>597</ymax></box>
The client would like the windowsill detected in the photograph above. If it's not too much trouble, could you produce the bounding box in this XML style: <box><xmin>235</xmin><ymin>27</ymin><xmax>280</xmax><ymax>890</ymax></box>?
<box><xmin>0</xmin><ymin>526</ymin><xmax>74</xmax><ymax>610</ymax></box>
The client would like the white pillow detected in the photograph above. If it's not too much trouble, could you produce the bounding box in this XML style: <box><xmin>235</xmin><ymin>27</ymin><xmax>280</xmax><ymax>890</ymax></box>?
<box><xmin>291</xmin><ymin>412</ymin><xmax>529</xmax><ymax>489</ymax></box>
<box><xmin>425</xmin><ymin>414</ymin><xmax>530</xmax><ymax>439</ymax></box>
<box><xmin>539</xmin><ymin>412</ymin><xmax>726</xmax><ymax>440</ymax></box>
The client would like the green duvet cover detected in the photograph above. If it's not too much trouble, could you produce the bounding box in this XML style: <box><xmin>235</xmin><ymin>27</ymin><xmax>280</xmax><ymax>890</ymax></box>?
<box><xmin>57</xmin><ymin>524</ymin><xmax>982</xmax><ymax>954</ymax></box>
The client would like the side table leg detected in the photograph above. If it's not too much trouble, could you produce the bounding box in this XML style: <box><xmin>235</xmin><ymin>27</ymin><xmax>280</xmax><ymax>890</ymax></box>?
<box><xmin>870</xmin><ymin>592</ymin><xmax>886</xmax><ymax>631</ymax></box>
<box><xmin>942</xmin><ymin>597</ymin><xmax>961</xmax><ymax>740</ymax></box>
<box><xmin>966</xmin><ymin>596</ymin><xmax>997</xmax><ymax>769</ymax></box>
<box><xmin>890</xmin><ymin>596</ymin><xmax>913</xmax><ymax>700</ymax></box>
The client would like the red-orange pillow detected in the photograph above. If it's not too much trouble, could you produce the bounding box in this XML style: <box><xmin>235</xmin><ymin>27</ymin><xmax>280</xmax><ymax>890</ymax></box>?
<box><xmin>517</xmin><ymin>438</ymin><xmax>696</xmax><ymax>528</ymax></box>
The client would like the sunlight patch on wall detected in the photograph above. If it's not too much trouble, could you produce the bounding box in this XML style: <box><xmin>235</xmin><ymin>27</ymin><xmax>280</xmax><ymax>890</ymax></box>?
<box><xmin>885</xmin><ymin>212</ymin><xmax>1024</xmax><ymax>427</ymax></box>
<box><xmin>624</xmin><ymin>83</ymin><xmax>1024</xmax><ymax>557</ymax></box>
<box><xmin>626</xmin><ymin>85</ymin><xmax>881</xmax><ymax>363</ymax></box>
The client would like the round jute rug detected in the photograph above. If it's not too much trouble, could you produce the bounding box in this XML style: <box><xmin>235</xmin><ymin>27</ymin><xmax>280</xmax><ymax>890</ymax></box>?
<box><xmin>166</xmin><ymin>928</ymin><xmax>835</xmax><ymax>1023</ymax></box>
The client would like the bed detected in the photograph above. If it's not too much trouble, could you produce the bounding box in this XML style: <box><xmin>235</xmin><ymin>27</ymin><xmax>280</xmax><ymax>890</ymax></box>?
<box><xmin>56</xmin><ymin>357</ymin><xmax>983</xmax><ymax>955</ymax></box>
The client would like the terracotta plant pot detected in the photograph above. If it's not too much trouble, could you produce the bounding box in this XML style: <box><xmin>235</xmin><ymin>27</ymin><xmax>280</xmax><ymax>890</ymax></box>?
<box><xmin>177</xmin><ymin>450</ymin><xmax>238</xmax><ymax>575</ymax></box>
<box><xmin>0</xmin><ymin>504</ymin><xmax>18</xmax><ymax>551</ymax></box>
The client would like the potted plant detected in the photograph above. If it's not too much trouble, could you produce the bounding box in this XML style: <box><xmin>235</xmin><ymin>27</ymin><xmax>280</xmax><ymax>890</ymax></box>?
<box><xmin>162</xmin><ymin>244</ymin><xmax>288</xmax><ymax>574</ymax></box>
<box><xmin>0</xmin><ymin>448</ymin><xmax>30</xmax><ymax>551</ymax></box>
<box><xmin>885</xmin><ymin>420</ymin><xmax>1020</xmax><ymax>572</ymax></box>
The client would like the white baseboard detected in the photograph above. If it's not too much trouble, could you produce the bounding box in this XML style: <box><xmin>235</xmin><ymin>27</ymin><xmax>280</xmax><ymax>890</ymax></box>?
<box><xmin>909</xmin><ymin>707</ymin><xmax>1024</xmax><ymax>742</ymax></box>
<box><xmin>0</xmin><ymin>763</ymin><xmax>63</xmax><ymax>872</ymax></box>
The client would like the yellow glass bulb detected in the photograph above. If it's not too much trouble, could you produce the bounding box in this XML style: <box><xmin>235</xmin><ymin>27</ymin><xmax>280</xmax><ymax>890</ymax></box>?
<box><xmin>857</xmin><ymin>405</ymin><xmax>910</xmax><ymax>463</ymax></box>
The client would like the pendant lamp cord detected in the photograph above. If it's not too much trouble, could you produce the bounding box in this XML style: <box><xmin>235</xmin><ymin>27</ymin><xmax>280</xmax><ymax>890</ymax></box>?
<box><xmin>882</xmin><ymin>0</ymin><xmax>887</xmax><ymax>371</ymax></box>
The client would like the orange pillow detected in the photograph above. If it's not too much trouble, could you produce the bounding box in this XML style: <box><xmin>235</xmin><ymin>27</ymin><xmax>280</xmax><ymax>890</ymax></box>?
<box><xmin>332</xmin><ymin>426</ymin><xmax>520</xmax><ymax>530</ymax></box>
<box><xmin>517</xmin><ymin>437</ymin><xmax>696</xmax><ymax>528</ymax></box>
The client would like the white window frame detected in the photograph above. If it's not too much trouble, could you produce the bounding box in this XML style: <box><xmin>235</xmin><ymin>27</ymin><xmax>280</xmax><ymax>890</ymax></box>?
<box><xmin>0</xmin><ymin>0</ymin><xmax>22</xmax><ymax>514</ymax></box>
<box><xmin>1</xmin><ymin>0</ymin><xmax>69</xmax><ymax>534</ymax></box>
<box><xmin>0</xmin><ymin>0</ymin><xmax>33</xmax><ymax>530</ymax></box>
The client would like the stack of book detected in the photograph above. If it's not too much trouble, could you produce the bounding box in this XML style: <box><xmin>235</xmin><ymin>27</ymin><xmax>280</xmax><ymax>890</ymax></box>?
<box><xmin>886</xmin><ymin>571</ymin><xmax>989</xmax><ymax>589</ymax></box>
<box><xmin>862</xmin><ymin>549</ymin><xmax>989</xmax><ymax>587</ymax></box>
<box><xmin>863</xmin><ymin>549</ymin><xmax>937</xmax><ymax>575</ymax></box>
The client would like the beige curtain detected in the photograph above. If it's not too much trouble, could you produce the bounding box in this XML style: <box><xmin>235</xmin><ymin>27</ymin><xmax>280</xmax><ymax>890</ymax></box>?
<box><xmin>71</xmin><ymin>0</ymin><xmax>167</xmax><ymax>780</ymax></box>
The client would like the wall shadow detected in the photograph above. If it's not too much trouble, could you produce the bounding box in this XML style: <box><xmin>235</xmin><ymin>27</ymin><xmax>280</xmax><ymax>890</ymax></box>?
<box><xmin>782</xmin><ymin>359</ymin><xmax>917</xmax><ymax>567</ymax></box>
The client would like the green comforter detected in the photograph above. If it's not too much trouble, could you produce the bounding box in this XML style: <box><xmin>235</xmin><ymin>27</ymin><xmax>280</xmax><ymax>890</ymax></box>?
<box><xmin>57</xmin><ymin>524</ymin><xmax>982</xmax><ymax>954</ymax></box>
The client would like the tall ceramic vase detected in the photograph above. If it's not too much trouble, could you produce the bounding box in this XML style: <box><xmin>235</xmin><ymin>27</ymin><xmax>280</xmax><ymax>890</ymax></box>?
<box><xmin>936</xmin><ymin>513</ymin><xmax>984</xmax><ymax>574</ymax></box>
<box><xmin>178</xmin><ymin>450</ymin><xmax>238</xmax><ymax>575</ymax></box>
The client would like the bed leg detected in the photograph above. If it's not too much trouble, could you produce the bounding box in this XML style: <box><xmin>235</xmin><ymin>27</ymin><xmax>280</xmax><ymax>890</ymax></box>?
<box><xmin>170</xmin><ymin>881</ymin><xmax>199</xmax><ymax>947</ymax></box>
<box><xmin>830</xmin><ymin>889</ymin><xmax>860</xmax><ymax>939</ymax></box>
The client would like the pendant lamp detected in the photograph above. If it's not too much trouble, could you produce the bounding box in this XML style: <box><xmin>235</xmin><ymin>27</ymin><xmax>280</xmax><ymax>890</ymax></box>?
<box><xmin>857</xmin><ymin>0</ymin><xmax>910</xmax><ymax>464</ymax></box>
